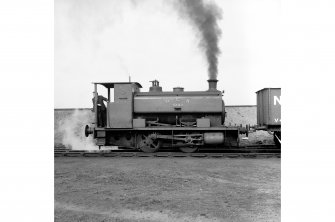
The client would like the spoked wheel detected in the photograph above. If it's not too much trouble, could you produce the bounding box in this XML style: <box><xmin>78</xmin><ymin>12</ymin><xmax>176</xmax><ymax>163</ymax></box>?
<box><xmin>179</xmin><ymin>146</ymin><xmax>198</xmax><ymax>153</ymax></box>
<box><xmin>138</xmin><ymin>134</ymin><xmax>161</xmax><ymax>153</ymax></box>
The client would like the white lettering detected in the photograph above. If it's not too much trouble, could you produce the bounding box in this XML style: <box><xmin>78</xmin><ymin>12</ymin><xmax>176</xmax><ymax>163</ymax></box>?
<box><xmin>173</xmin><ymin>103</ymin><xmax>183</xmax><ymax>107</ymax></box>
<box><xmin>274</xmin><ymin>96</ymin><xmax>281</xmax><ymax>105</ymax></box>
<box><xmin>274</xmin><ymin>118</ymin><xmax>281</xmax><ymax>123</ymax></box>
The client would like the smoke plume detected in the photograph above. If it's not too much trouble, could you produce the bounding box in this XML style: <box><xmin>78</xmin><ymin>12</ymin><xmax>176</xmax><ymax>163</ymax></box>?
<box><xmin>57</xmin><ymin>109</ymin><xmax>97</xmax><ymax>150</ymax></box>
<box><xmin>175</xmin><ymin>0</ymin><xmax>222</xmax><ymax>80</ymax></box>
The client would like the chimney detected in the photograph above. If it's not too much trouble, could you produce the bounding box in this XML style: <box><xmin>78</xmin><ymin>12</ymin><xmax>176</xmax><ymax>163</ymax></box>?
<box><xmin>207</xmin><ymin>79</ymin><xmax>218</xmax><ymax>91</ymax></box>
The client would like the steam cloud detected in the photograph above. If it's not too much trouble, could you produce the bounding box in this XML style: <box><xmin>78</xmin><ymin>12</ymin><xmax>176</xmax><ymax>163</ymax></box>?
<box><xmin>175</xmin><ymin>0</ymin><xmax>222</xmax><ymax>80</ymax></box>
<box><xmin>57</xmin><ymin>109</ymin><xmax>97</xmax><ymax>150</ymax></box>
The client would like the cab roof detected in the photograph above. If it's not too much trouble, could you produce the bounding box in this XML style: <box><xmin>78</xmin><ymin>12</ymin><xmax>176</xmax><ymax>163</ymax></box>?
<box><xmin>92</xmin><ymin>82</ymin><xmax>142</xmax><ymax>88</ymax></box>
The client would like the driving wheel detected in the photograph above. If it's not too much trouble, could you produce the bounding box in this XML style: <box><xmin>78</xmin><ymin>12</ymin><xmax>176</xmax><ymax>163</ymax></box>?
<box><xmin>138</xmin><ymin>134</ymin><xmax>161</xmax><ymax>153</ymax></box>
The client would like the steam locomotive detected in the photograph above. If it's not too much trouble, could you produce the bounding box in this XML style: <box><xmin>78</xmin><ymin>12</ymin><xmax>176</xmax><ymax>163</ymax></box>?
<box><xmin>85</xmin><ymin>79</ymin><xmax>241</xmax><ymax>152</ymax></box>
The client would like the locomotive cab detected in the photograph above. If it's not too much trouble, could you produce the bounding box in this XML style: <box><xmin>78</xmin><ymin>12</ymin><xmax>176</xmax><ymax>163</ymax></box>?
<box><xmin>91</xmin><ymin>82</ymin><xmax>142</xmax><ymax>129</ymax></box>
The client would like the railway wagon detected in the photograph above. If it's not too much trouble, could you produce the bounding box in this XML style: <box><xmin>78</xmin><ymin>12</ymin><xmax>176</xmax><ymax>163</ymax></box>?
<box><xmin>256</xmin><ymin>88</ymin><xmax>281</xmax><ymax>146</ymax></box>
<box><xmin>85</xmin><ymin>79</ymin><xmax>240</xmax><ymax>153</ymax></box>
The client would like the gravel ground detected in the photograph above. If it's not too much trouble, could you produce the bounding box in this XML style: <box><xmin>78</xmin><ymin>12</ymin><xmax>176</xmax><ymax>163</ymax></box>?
<box><xmin>55</xmin><ymin>158</ymin><xmax>280</xmax><ymax>222</ymax></box>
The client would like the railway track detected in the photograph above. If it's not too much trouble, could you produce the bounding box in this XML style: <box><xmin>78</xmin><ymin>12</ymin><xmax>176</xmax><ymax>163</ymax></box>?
<box><xmin>54</xmin><ymin>145</ymin><xmax>280</xmax><ymax>158</ymax></box>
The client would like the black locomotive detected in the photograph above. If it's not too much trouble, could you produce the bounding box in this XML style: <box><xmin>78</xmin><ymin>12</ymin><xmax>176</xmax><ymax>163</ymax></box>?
<box><xmin>85</xmin><ymin>79</ymin><xmax>240</xmax><ymax>152</ymax></box>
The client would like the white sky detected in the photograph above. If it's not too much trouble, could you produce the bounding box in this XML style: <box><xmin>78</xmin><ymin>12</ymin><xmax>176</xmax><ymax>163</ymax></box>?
<box><xmin>55</xmin><ymin>0</ymin><xmax>281</xmax><ymax>108</ymax></box>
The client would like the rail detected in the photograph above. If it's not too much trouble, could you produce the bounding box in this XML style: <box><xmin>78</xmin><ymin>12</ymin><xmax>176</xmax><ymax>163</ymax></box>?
<box><xmin>55</xmin><ymin>145</ymin><xmax>280</xmax><ymax>158</ymax></box>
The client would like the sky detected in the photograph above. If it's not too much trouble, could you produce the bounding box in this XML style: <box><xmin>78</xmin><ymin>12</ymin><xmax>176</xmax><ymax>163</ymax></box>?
<box><xmin>55</xmin><ymin>0</ymin><xmax>281</xmax><ymax>108</ymax></box>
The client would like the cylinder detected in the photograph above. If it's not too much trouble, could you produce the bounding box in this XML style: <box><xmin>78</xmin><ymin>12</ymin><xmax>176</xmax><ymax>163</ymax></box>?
<box><xmin>204</xmin><ymin>132</ymin><xmax>224</xmax><ymax>144</ymax></box>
